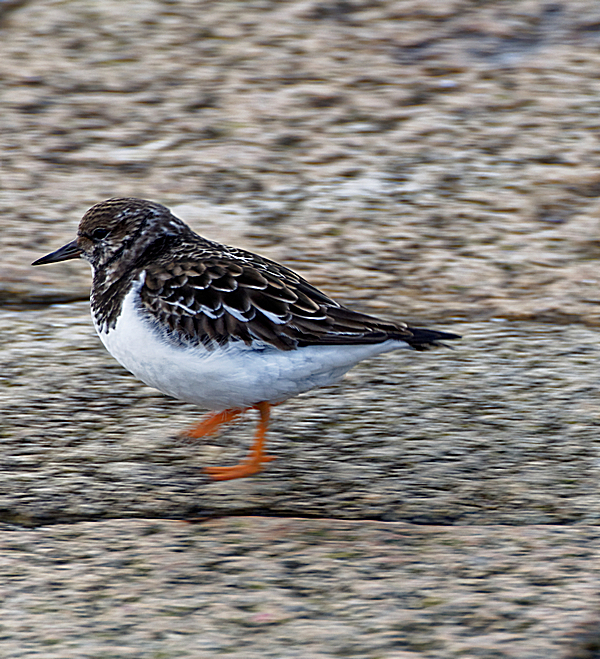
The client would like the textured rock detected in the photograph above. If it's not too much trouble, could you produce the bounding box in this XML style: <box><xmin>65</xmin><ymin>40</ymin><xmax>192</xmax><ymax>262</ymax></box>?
<box><xmin>3</xmin><ymin>1</ymin><xmax>600</xmax><ymax>656</ymax></box>
<box><xmin>0</xmin><ymin>518</ymin><xmax>597</xmax><ymax>659</ymax></box>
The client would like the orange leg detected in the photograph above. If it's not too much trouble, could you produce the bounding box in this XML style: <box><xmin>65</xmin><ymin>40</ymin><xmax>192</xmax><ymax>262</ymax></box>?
<box><xmin>203</xmin><ymin>401</ymin><xmax>275</xmax><ymax>481</ymax></box>
<box><xmin>180</xmin><ymin>408</ymin><xmax>245</xmax><ymax>439</ymax></box>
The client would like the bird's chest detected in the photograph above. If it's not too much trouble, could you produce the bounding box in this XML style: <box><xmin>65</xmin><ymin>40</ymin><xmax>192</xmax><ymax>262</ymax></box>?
<box><xmin>92</xmin><ymin>282</ymin><xmax>288</xmax><ymax>409</ymax></box>
<box><xmin>92</xmin><ymin>278</ymin><xmax>395</xmax><ymax>411</ymax></box>
<box><xmin>94</xmin><ymin>283</ymin><xmax>207</xmax><ymax>397</ymax></box>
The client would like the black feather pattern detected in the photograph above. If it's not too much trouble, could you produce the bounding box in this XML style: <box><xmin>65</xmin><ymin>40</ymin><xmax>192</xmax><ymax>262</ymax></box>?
<box><xmin>67</xmin><ymin>197</ymin><xmax>459</xmax><ymax>351</ymax></box>
<box><xmin>139</xmin><ymin>252</ymin><xmax>459</xmax><ymax>351</ymax></box>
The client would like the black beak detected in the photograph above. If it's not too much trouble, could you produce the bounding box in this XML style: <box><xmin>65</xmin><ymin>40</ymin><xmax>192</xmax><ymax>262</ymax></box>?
<box><xmin>32</xmin><ymin>239</ymin><xmax>82</xmax><ymax>266</ymax></box>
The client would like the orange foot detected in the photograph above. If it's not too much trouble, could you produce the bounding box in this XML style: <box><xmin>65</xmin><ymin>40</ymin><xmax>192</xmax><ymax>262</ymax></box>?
<box><xmin>180</xmin><ymin>408</ymin><xmax>245</xmax><ymax>439</ymax></box>
<box><xmin>204</xmin><ymin>402</ymin><xmax>275</xmax><ymax>481</ymax></box>
<box><xmin>203</xmin><ymin>402</ymin><xmax>276</xmax><ymax>481</ymax></box>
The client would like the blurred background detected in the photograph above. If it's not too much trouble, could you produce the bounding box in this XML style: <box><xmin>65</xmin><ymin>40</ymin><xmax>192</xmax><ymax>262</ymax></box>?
<box><xmin>4</xmin><ymin>3</ymin><xmax>600</xmax><ymax>657</ymax></box>
<box><xmin>3</xmin><ymin>0</ymin><xmax>600</xmax><ymax>326</ymax></box>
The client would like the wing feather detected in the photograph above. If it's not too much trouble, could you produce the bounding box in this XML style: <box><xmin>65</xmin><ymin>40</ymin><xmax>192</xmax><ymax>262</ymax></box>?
<box><xmin>139</xmin><ymin>252</ymin><xmax>457</xmax><ymax>351</ymax></box>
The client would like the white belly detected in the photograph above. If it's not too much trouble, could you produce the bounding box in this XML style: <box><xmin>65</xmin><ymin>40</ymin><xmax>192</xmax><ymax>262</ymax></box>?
<box><xmin>94</xmin><ymin>281</ymin><xmax>410</xmax><ymax>411</ymax></box>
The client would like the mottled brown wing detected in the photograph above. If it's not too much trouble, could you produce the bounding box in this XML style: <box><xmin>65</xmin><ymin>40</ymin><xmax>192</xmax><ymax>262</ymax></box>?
<box><xmin>139</xmin><ymin>255</ymin><xmax>415</xmax><ymax>351</ymax></box>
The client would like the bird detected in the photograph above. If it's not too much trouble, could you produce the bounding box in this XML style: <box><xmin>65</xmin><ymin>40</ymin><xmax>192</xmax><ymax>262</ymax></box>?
<box><xmin>33</xmin><ymin>198</ymin><xmax>460</xmax><ymax>481</ymax></box>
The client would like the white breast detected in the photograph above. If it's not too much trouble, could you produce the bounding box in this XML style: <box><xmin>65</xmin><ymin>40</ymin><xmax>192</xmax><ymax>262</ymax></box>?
<box><xmin>94</xmin><ymin>276</ymin><xmax>410</xmax><ymax>411</ymax></box>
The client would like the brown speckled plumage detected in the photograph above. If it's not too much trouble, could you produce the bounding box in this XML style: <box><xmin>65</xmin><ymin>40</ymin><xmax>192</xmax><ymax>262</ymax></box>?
<box><xmin>64</xmin><ymin>198</ymin><xmax>458</xmax><ymax>351</ymax></box>
<box><xmin>32</xmin><ymin>197</ymin><xmax>460</xmax><ymax>481</ymax></box>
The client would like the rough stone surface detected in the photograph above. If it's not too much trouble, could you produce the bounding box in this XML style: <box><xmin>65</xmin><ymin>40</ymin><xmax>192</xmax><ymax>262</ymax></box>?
<box><xmin>3</xmin><ymin>0</ymin><xmax>600</xmax><ymax>656</ymax></box>
<box><xmin>0</xmin><ymin>518</ymin><xmax>599</xmax><ymax>659</ymax></box>
<box><xmin>3</xmin><ymin>307</ymin><xmax>600</xmax><ymax>529</ymax></box>
<box><xmin>3</xmin><ymin>0</ymin><xmax>600</xmax><ymax>325</ymax></box>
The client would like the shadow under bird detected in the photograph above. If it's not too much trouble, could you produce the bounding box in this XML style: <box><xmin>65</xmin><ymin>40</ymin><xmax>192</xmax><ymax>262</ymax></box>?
<box><xmin>33</xmin><ymin>198</ymin><xmax>460</xmax><ymax>480</ymax></box>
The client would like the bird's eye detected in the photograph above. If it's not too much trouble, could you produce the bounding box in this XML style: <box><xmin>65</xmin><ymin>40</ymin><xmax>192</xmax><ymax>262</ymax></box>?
<box><xmin>91</xmin><ymin>227</ymin><xmax>110</xmax><ymax>240</ymax></box>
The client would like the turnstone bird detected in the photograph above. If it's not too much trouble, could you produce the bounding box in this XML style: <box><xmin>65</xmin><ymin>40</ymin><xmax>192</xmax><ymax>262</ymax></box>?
<box><xmin>33</xmin><ymin>198</ymin><xmax>460</xmax><ymax>480</ymax></box>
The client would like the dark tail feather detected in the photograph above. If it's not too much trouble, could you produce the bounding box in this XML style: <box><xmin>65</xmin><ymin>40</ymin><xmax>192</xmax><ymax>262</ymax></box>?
<box><xmin>405</xmin><ymin>327</ymin><xmax>461</xmax><ymax>351</ymax></box>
